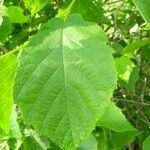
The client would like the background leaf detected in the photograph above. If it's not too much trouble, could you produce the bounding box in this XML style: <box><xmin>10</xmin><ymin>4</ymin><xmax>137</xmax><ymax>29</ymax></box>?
<box><xmin>0</xmin><ymin>50</ymin><xmax>17</xmax><ymax>134</ymax></box>
<box><xmin>115</xmin><ymin>56</ymin><xmax>135</xmax><ymax>84</ymax></box>
<box><xmin>23</xmin><ymin>0</ymin><xmax>50</xmax><ymax>15</ymax></box>
<box><xmin>7</xmin><ymin>6</ymin><xmax>29</xmax><ymax>23</ymax></box>
<box><xmin>132</xmin><ymin>0</ymin><xmax>150</xmax><ymax>23</ymax></box>
<box><xmin>125</xmin><ymin>67</ymin><xmax>140</xmax><ymax>92</ymax></box>
<box><xmin>111</xmin><ymin>130</ymin><xmax>139</xmax><ymax>149</ymax></box>
<box><xmin>123</xmin><ymin>40</ymin><xmax>150</xmax><ymax>58</ymax></box>
<box><xmin>98</xmin><ymin>101</ymin><xmax>136</xmax><ymax>132</ymax></box>
<box><xmin>0</xmin><ymin>4</ymin><xmax>7</xmax><ymax>26</ymax></box>
<box><xmin>143</xmin><ymin>135</ymin><xmax>150</xmax><ymax>150</ymax></box>
<box><xmin>0</xmin><ymin>16</ymin><xmax>11</xmax><ymax>44</ymax></box>
<box><xmin>97</xmin><ymin>101</ymin><xmax>138</xmax><ymax>149</ymax></box>
<box><xmin>57</xmin><ymin>0</ymin><xmax>104</xmax><ymax>23</ymax></box>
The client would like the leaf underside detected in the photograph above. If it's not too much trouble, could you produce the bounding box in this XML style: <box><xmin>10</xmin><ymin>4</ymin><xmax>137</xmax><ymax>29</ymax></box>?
<box><xmin>13</xmin><ymin>14</ymin><xmax>117</xmax><ymax>149</ymax></box>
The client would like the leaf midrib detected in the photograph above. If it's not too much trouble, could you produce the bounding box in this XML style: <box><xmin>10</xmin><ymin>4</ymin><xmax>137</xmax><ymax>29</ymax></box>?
<box><xmin>61</xmin><ymin>23</ymin><xmax>76</xmax><ymax>148</ymax></box>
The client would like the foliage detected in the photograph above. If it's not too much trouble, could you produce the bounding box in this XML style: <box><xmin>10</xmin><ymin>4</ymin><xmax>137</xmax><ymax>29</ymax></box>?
<box><xmin>0</xmin><ymin>0</ymin><xmax>150</xmax><ymax>150</ymax></box>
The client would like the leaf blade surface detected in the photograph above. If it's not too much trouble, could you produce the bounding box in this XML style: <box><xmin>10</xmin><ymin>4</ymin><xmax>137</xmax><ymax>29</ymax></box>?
<box><xmin>13</xmin><ymin>14</ymin><xmax>117</xmax><ymax>149</ymax></box>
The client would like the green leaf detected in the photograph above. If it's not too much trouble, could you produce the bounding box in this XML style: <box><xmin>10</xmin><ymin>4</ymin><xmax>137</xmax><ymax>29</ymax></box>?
<box><xmin>0</xmin><ymin>50</ymin><xmax>17</xmax><ymax>134</ymax></box>
<box><xmin>143</xmin><ymin>135</ymin><xmax>150</xmax><ymax>150</ymax></box>
<box><xmin>22</xmin><ymin>136</ymin><xmax>44</xmax><ymax>150</ymax></box>
<box><xmin>0</xmin><ymin>5</ymin><xmax>7</xmax><ymax>25</ymax></box>
<box><xmin>0</xmin><ymin>127</ymin><xmax>6</xmax><ymax>137</ymax></box>
<box><xmin>111</xmin><ymin>130</ymin><xmax>138</xmax><ymax>149</ymax></box>
<box><xmin>7</xmin><ymin>6</ymin><xmax>29</xmax><ymax>23</ymax></box>
<box><xmin>123</xmin><ymin>40</ymin><xmax>150</xmax><ymax>58</ymax></box>
<box><xmin>115</xmin><ymin>56</ymin><xmax>135</xmax><ymax>84</ymax></box>
<box><xmin>97</xmin><ymin>101</ymin><xmax>138</xmax><ymax>149</ymax></box>
<box><xmin>13</xmin><ymin>14</ymin><xmax>117</xmax><ymax>149</ymax></box>
<box><xmin>7</xmin><ymin>138</ymin><xmax>22</xmax><ymax>150</ymax></box>
<box><xmin>115</xmin><ymin>55</ymin><xmax>140</xmax><ymax>92</ymax></box>
<box><xmin>98</xmin><ymin>101</ymin><xmax>136</xmax><ymax>132</ymax></box>
<box><xmin>125</xmin><ymin>67</ymin><xmax>139</xmax><ymax>92</ymax></box>
<box><xmin>94</xmin><ymin>128</ymin><xmax>138</xmax><ymax>150</ymax></box>
<box><xmin>49</xmin><ymin>140</ymin><xmax>62</xmax><ymax>149</ymax></box>
<box><xmin>142</xmin><ymin>44</ymin><xmax>150</xmax><ymax>60</ymax></box>
<box><xmin>0</xmin><ymin>5</ymin><xmax>10</xmax><ymax>43</ymax></box>
<box><xmin>9</xmin><ymin>105</ymin><xmax>22</xmax><ymax>138</ymax></box>
<box><xmin>78</xmin><ymin>135</ymin><xmax>97</xmax><ymax>150</ymax></box>
<box><xmin>57</xmin><ymin>0</ymin><xmax>104</xmax><ymax>23</ymax></box>
<box><xmin>132</xmin><ymin>0</ymin><xmax>150</xmax><ymax>23</ymax></box>
<box><xmin>0</xmin><ymin>16</ymin><xmax>11</xmax><ymax>43</ymax></box>
<box><xmin>22</xmin><ymin>134</ymin><xmax>51</xmax><ymax>150</ymax></box>
<box><xmin>23</xmin><ymin>0</ymin><xmax>50</xmax><ymax>15</ymax></box>
<box><xmin>95</xmin><ymin>129</ymin><xmax>110</xmax><ymax>150</ymax></box>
